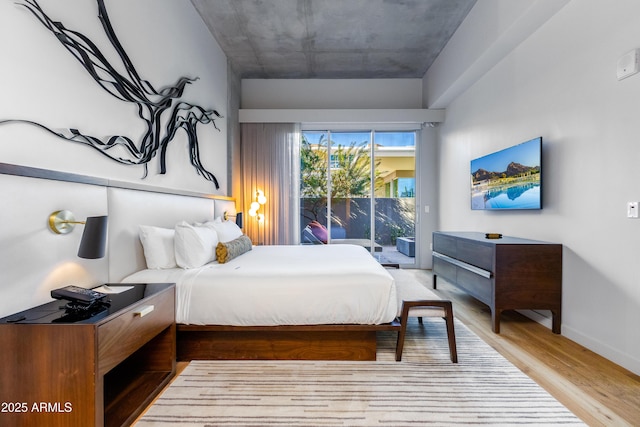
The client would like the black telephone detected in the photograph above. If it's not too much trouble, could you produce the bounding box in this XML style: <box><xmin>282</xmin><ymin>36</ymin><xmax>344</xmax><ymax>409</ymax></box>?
<box><xmin>51</xmin><ymin>285</ymin><xmax>108</xmax><ymax>305</ymax></box>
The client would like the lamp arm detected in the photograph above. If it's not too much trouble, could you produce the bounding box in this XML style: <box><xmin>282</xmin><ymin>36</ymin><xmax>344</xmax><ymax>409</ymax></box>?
<box><xmin>48</xmin><ymin>210</ymin><xmax>85</xmax><ymax>234</ymax></box>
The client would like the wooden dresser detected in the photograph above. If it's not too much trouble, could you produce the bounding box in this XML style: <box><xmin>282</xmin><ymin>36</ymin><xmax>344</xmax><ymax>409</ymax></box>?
<box><xmin>0</xmin><ymin>283</ymin><xmax>175</xmax><ymax>427</ymax></box>
<box><xmin>432</xmin><ymin>232</ymin><xmax>562</xmax><ymax>334</ymax></box>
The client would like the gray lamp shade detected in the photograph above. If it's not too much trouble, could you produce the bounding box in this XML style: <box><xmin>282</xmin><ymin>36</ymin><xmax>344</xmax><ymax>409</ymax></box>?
<box><xmin>78</xmin><ymin>216</ymin><xmax>108</xmax><ymax>259</ymax></box>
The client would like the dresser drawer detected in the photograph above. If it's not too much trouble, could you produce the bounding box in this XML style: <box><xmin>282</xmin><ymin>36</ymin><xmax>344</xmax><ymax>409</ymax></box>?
<box><xmin>433</xmin><ymin>256</ymin><xmax>457</xmax><ymax>282</ymax></box>
<box><xmin>457</xmin><ymin>239</ymin><xmax>493</xmax><ymax>271</ymax></box>
<box><xmin>98</xmin><ymin>288</ymin><xmax>174</xmax><ymax>374</ymax></box>
<box><xmin>457</xmin><ymin>268</ymin><xmax>492</xmax><ymax>304</ymax></box>
<box><xmin>433</xmin><ymin>233</ymin><xmax>457</xmax><ymax>258</ymax></box>
<box><xmin>434</xmin><ymin>233</ymin><xmax>494</xmax><ymax>272</ymax></box>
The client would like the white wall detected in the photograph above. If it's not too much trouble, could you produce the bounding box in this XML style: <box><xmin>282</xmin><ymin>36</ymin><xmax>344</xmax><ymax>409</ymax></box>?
<box><xmin>0</xmin><ymin>0</ymin><xmax>228</xmax><ymax>195</ymax></box>
<box><xmin>242</xmin><ymin>79</ymin><xmax>423</xmax><ymax>109</ymax></box>
<box><xmin>429</xmin><ymin>0</ymin><xmax>640</xmax><ymax>375</ymax></box>
<box><xmin>423</xmin><ymin>0</ymin><xmax>570</xmax><ymax>109</ymax></box>
<box><xmin>416</xmin><ymin>126</ymin><xmax>439</xmax><ymax>268</ymax></box>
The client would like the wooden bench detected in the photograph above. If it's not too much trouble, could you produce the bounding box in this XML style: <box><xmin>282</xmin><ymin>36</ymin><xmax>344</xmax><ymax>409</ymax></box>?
<box><xmin>388</xmin><ymin>268</ymin><xmax>458</xmax><ymax>363</ymax></box>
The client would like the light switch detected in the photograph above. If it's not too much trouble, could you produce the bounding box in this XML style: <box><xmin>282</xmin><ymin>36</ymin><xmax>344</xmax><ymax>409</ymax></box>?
<box><xmin>617</xmin><ymin>49</ymin><xmax>640</xmax><ymax>80</ymax></box>
<box><xmin>627</xmin><ymin>202</ymin><xmax>639</xmax><ymax>218</ymax></box>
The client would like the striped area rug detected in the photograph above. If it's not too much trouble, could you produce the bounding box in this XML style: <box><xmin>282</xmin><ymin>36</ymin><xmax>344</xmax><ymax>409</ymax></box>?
<box><xmin>136</xmin><ymin>319</ymin><xmax>585</xmax><ymax>426</ymax></box>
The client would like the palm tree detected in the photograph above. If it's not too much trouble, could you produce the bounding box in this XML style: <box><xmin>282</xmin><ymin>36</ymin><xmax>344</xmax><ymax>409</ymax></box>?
<box><xmin>300</xmin><ymin>134</ymin><xmax>378</xmax><ymax>222</ymax></box>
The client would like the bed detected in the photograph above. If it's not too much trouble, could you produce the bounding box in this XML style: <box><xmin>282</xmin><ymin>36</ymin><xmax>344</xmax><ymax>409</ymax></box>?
<box><xmin>108</xmin><ymin>187</ymin><xmax>400</xmax><ymax>360</ymax></box>
<box><xmin>123</xmin><ymin>244</ymin><xmax>397</xmax><ymax>327</ymax></box>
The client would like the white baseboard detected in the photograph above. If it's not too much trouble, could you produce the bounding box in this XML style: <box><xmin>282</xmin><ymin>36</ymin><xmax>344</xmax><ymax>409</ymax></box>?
<box><xmin>562</xmin><ymin>324</ymin><xmax>640</xmax><ymax>376</ymax></box>
<box><xmin>517</xmin><ymin>309</ymin><xmax>640</xmax><ymax>375</ymax></box>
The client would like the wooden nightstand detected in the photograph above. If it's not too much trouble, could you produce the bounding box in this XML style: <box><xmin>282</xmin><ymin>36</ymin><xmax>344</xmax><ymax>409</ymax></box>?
<box><xmin>0</xmin><ymin>283</ymin><xmax>176</xmax><ymax>427</ymax></box>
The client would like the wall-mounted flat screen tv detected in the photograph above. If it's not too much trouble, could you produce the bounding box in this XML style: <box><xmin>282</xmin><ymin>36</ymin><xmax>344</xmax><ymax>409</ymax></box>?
<box><xmin>471</xmin><ymin>137</ymin><xmax>542</xmax><ymax>210</ymax></box>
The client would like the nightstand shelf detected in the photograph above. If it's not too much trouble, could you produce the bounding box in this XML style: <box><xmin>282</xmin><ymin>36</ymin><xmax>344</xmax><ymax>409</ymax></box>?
<box><xmin>0</xmin><ymin>283</ymin><xmax>176</xmax><ymax>427</ymax></box>
<box><xmin>103</xmin><ymin>325</ymin><xmax>176</xmax><ymax>427</ymax></box>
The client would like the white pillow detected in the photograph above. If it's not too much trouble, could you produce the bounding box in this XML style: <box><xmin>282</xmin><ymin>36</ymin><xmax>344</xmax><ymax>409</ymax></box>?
<box><xmin>139</xmin><ymin>225</ymin><xmax>177</xmax><ymax>269</ymax></box>
<box><xmin>174</xmin><ymin>221</ymin><xmax>219</xmax><ymax>269</ymax></box>
<box><xmin>209</xmin><ymin>219</ymin><xmax>243</xmax><ymax>243</ymax></box>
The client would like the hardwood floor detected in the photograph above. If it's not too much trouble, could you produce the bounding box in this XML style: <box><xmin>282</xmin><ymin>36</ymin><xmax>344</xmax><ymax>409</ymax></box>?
<box><xmin>409</xmin><ymin>269</ymin><xmax>640</xmax><ymax>427</ymax></box>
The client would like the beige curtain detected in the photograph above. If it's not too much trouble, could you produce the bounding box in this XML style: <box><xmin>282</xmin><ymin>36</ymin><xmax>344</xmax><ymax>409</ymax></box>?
<box><xmin>240</xmin><ymin>123</ymin><xmax>300</xmax><ymax>245</ymax></box>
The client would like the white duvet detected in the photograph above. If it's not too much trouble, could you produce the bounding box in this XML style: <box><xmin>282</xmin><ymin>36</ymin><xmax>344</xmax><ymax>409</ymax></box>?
<box><xmin>123</xmin><ymin>244</ymin><xmax>398</xmax><ymax>326</ymax></box>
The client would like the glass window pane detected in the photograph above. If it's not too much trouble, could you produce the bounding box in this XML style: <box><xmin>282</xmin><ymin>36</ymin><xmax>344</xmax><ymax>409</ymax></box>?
<box><xmin>374</xmin><ymin>131</ymin><xmax>416</xmax><ymax>265</ymax></box>
<box><xmin>300</xmin><ymin>131</ymin><xmax>328</xmax><ymax>244</ymax></box>
<box><xmin>328</xmin><ymin>132</ymin><xmax>372</xmax><ymax>250</ymax></box>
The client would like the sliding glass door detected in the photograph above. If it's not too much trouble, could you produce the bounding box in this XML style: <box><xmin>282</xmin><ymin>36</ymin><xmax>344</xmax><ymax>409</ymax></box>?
<box><xmin>300</xmin><ymin>130</ymin><xmax>416</xmax><ymax>266</ymax></box>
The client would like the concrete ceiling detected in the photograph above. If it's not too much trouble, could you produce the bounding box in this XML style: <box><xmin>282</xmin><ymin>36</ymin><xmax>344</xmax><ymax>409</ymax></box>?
<box><xmin>191</xmin><ymin>0</ymin><xmax>477</xmax><ymax>79</ymax></box>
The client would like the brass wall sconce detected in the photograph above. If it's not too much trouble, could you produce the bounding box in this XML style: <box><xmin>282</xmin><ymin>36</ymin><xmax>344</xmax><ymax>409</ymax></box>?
<box><xmin>48</xmin><ymin>210</ymin><xmax>108</xmax><ymax>259</ymax></box>
<box><xmin>49</xmin><ymin>210</ymin><xmax>82</xmax><ymax>234</ymax></box>
<box><xmin>223</xmin><ymin>211</ymin><xmax>243</xmax><ymax>229</ymax></box>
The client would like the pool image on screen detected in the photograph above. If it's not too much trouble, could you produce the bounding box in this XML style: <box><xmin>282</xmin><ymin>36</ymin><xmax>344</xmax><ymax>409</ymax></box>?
<box><xmin>471</xmin><ymin>137</ymin><xmax>542</xmax><ymax>210</ymax></box>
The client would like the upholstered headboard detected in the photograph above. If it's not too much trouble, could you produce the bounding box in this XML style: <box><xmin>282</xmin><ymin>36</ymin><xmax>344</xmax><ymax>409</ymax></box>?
<box><xmin>107</xmin><ymin>187</ymin><xmax>236</xmax><ymax>281</ymax></box>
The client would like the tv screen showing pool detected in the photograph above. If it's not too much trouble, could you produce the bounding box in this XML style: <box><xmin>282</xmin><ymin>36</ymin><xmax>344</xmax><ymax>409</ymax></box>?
<box><xmin>471</xmin><ymin>137</ymin><xmax>542</xmax><ymax>210</ymax></box>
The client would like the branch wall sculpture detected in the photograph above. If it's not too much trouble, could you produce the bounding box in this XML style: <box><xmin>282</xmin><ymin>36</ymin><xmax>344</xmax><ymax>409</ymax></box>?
<box><xmin>1</xmin><ymin>0</ymin><xmax>222</xmax><ymax>188</ymax></box>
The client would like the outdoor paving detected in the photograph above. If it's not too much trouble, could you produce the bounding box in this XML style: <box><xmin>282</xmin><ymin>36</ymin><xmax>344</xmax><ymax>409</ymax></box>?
<box><xmin>375</xmin><ymin>246</ymin><xmax>415</xmax><ymax>265</ymax></box>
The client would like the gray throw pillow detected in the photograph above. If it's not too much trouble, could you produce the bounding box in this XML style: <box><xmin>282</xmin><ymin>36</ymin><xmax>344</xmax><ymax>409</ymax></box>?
<box><xmin>216</xmin><ymin>234</ymin><xmax>252</xmax><ymax>263</ymax></box>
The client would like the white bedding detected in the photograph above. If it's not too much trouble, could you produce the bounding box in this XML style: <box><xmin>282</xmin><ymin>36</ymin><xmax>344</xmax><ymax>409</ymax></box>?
<box><xmin>123</xmin><ymin>244</ymin><xmax>398</xmax><ymax>326</ymax></box>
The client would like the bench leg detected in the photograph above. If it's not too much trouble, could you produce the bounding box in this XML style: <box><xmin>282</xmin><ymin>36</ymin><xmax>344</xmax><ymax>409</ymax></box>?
<box><xmin>395</xmin><ymin>300</ymin><xmax>458</xmax><ymax>363</ymax></box>
<box><xmin>395</xmin><ymin>321</ymin><xmax>408</xmax><ymax>361</ymax></box>
<box><xmin>442</xmin><ymin>301</ymin><xmax>458</xmax><ymax>363</ymax></box>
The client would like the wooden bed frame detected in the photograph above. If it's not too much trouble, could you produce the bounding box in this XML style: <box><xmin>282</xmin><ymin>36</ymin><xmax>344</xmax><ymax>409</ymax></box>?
<box><xmin>176</xmin><ymin>264</ymin><xmax>404</xmax><ymax>362</ymax></box>
<box><xmin>177</xmin><ymin>322</ymin><xmax>401</xmax><ymax>361</ymax></box>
